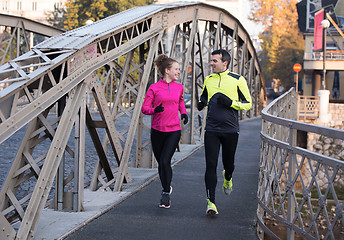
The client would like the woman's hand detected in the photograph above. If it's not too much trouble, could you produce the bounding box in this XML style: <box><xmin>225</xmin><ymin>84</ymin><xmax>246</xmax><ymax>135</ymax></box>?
<box><xmin>181</xmin><ymin>114</ymin><xmax>188</xmax><ymax>124</ymax></box>
<box><xmin>154</xmin><ymin>103</ymin><xmax>164</xmax><ymax>113</ymax></box>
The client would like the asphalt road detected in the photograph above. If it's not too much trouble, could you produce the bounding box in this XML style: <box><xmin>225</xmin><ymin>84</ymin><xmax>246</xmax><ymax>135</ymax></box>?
<box><xmin>65</xmin><ymin>118</ymin><xmax>261</xmax><ymax>240</ymax></box>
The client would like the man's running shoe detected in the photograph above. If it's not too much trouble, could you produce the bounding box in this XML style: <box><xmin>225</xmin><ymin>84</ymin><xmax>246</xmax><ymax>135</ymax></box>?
<box><xmin>159</xmin><ymin>187</ymin><xmax>172</xmax><ymax>208</ymax></box>
<box><xmin>206</xmin><ymin>198</ymin><xmax>218</xmax><ymax>216</ymax></box>
<box><xmin>223</xmin><ymin>170</ymin><xmax>233</xmax><ymax>195</ymax></box>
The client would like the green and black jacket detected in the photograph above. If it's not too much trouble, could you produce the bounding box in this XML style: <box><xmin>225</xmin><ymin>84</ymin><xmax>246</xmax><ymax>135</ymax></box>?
<box><xmin>199</xmin><ymin>69</ymin><xmax>252</xmax><ymax>133</ymax></box>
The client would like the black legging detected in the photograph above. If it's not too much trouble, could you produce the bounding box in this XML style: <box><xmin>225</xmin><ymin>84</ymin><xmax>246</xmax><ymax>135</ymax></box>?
<box><xmin>151</xmin><ymin>128</ymin><xmax>181</xmax><ymax>193</ymax></box>
<box><xmin>204</xmin><ymin>131</ymin><xmax>239</xmax><ymax>203</ymax></box>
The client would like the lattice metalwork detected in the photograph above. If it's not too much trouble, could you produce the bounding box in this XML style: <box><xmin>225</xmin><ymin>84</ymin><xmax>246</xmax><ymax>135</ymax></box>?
<box><xmin>0</xmin><ymin>13</ymin><xmax>64</xmax><ymax>65</ymax></box>
<box><xmin>258</xmin><ymin>88</ymin><xmax>344</xmax><ymax>240</ymax></box>
<box><xmin>0</xmin><ymin>2</ymin><xmax>264</xmax><ymax>239</ymax></box>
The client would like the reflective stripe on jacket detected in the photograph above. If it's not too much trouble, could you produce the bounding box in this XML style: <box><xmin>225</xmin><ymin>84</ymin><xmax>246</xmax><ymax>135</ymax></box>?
<box><xmin>141</xmin><ymin>79</ymin><xmax>187</xmax><ymax>132</ymax></box>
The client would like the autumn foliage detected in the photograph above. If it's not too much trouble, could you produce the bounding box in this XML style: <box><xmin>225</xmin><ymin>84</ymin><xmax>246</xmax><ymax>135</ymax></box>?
<box><xmin>249</xmin><ymin>0</ymin><xmax>305</xmax><ymax>90</ymax></box>
<box><xmin>63</xmin><ymin>0</ymin><xmax>153</xmax><ymax>30</ymax></box>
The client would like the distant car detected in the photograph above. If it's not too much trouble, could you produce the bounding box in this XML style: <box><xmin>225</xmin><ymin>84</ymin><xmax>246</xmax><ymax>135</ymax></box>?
<box><xmin>184</xmin><ymin>94</ymin><xmax>191</xmax><ymax>108</ymax></box>
<box><xmin>266</xmin><ymin>88</ymin><xmax>280</xmax><ymax>99</ymax></box>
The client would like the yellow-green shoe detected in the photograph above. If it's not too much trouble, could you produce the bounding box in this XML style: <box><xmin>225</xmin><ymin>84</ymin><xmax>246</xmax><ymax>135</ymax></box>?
<box><xmin>206</xmin><ymin>198</ymin><xmax>218</xmax><ymax>216</ymax></box>
<box><xmin>223</xmin><ymin>170</ymin><xmax>232</xmax><ymax>195</ymax></box>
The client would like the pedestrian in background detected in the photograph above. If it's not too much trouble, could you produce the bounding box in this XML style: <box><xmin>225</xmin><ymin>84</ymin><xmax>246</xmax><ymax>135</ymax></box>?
<box><xmin>197</xmin><ymin>49</ymin><xmax>252</xmax><ymax>216</ymax></box>
<box><xmin>141</xmin><ymin>54</ymin><xmax>188</xmax><ymax>209</ymax></box>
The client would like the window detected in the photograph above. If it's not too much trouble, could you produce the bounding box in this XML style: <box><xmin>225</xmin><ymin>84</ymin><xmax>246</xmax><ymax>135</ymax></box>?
<box><xmin>175</xmin><ymin>44</ymin><xmax>181</xmax><ymax>54</ymax></box>
<box><xmin>32</xmin><ymin>1</ymin><xmax>37</xmax><ymax>11</ymax></box>
<box><xmin>305</xmin><ymin>76</ymin><xmax>312</xmax><ymax>84</ymax></box>
<box><xmin>17</xmin><ymin>1</ymin><xmax>22</xmax><ymax>10</ymax></box>
<box><xmin>326</xmin><ymin>42</ymin><xmax>337</xmax><ymax>51</ymax></box>
<box><xmin>2</xmin><ymin>1</ymin><xmax>8</xmax><ymax>10</ymax></box>
<box><xmin>55</xmin><ymin>2</ymin><xmax>61</xmax><ymax>9</ymax></box>
<box><xmin>312</xmin><ymin>41</ymin><xmax>338</xmax><ymax>52</ymax></box>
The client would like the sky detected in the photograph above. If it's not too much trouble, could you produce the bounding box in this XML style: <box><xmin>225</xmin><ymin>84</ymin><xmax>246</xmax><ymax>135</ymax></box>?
<box><xmin>156</xmin><ymin>0</ymin><xmax>264</xmax><ymax>37</ymax></box>
<box><xmin>242</xmin><ymin>0</ymin><xmax>264</xmax><ymax>36</ymax></box>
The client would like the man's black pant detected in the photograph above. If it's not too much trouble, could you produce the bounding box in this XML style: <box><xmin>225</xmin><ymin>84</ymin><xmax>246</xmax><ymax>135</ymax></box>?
<box><xmin>204</xmin><ymin>131</ymin><xmax>239</xmax><ymax>203</ymax></box>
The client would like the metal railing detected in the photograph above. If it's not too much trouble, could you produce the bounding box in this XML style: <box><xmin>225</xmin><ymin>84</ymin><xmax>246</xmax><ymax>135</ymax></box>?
<box><xmin>297</xmin><ymin>95</ymin><xmax>319</xmax><ymax>121</ymax></box>
<box><xmin>304</xmin><ymin>51</ymin><xmax>344</xmax><ymax>61</ymax></box>
<box><xmin>257</xmin><ymin>88</ymin><xmax>344</xmax><ymax>240</ymax></box>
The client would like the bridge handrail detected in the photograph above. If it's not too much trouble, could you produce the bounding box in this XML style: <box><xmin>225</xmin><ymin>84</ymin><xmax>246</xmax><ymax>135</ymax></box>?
<box><xmin>257</xmin><ymin>88</ymin><xmax>344</xmax><ymax>239</ymax></box>
<box><xmin>297</xmin><ymin>95</ymin><xmax>319</xmax><ymax>120</ymax></box>
<box><xmin>304</xmin><ymin>51</ymin><xmax>344</xmax><ymax>60</ymax></box>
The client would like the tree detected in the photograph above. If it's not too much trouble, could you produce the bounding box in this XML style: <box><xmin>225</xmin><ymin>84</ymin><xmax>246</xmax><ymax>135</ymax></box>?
<box><xmin>64</xmin><ymin>0</ymin><xmax>81</xmax><ymax>30</ymax></box>
<box><xmin>47</xmin><ymin>5</ymin><xmax>67</xmax><ymax>29</ymax></box>
<box><xmin>77</xmin><ymin>0</ymin><xmax>108</xmax><ymax>25</ymax></box>
<box><xmin>249</xmin><ymin>0</ymin><xmax>304</xmax><ymax>90</ymax></box>
<box><xmin>63</xmin><ymin>0</ymin><xmax>154</xmax><ymax>30</ymax></box>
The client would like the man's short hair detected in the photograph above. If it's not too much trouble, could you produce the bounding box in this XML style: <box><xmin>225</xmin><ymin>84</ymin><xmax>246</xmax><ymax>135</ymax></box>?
<box><xmin>211</xmin><ymin>49</ymin><xmax>231</xmax><ymax>66</ymax></box>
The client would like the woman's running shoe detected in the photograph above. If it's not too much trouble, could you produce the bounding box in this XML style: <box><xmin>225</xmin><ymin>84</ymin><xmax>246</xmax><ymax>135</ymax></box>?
<box><xmin>159</xmin><ymin>192</ymin><xmax>171</xmax><ymax>208</ymax></box>
<box><xmin>159</xmin><ymin>186</ymin><xmax>172</xmax><ymax>208</ymax></box>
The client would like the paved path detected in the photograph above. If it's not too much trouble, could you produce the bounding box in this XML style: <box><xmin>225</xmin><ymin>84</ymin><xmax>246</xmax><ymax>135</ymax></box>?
<box><xmin>64</xmin><ymin>118</ymin><xmax>261</xmax><ymax>240</ymax></box>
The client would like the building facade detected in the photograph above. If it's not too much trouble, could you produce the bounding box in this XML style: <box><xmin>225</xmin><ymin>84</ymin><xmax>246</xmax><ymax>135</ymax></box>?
<box><xmin>297</xmin><ymin>0</ymin><xmax>344</xmax><ymax>102</ymax></box>
<box><xmin>0</xmin><ymin>0</ymin><xmax>66</xmax><ymax>24</ymax></box>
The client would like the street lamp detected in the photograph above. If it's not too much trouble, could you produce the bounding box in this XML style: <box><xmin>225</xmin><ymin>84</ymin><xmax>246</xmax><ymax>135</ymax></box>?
<box><xmin>318</xmin><ymin>18</ymin><xmax>330</xmax><ymax>123</ymax></box>
<box><xmin>321</xmin><ymin>18</ymin><xmax>330</xmax><ymax>90</ymax></box>
<box><xmin>86</xmin><ymin>19</ymin><xmax>94</xmax><ymax>25</ymax></box>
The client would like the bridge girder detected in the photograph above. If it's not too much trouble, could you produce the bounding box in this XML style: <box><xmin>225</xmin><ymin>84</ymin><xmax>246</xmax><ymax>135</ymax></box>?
<box><xmin>0</xmin><ymin>2</ymin><xmax>265</xmax><ymax>239</ymax></box>
<box><xmin>0</xmin><ymin>13</ymin><xmax>64</xmax><ymax>65</ymax></box>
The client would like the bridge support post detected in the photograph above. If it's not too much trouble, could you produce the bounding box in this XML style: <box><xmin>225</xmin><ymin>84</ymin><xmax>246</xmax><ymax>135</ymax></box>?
<box><xmin>287</xmin><ymin>101</ymin><xmax>297</xmax><ymax>240</ymax></box>
<box><xmin>180</xmin><ymin>9</ymin><xmax>198</xmax><ymax>144</ymax></box>
<box><xmin>318</xmin><ymin>89</ymin><xmax>330</xmax><ymax>123</ymax></box>
<box><xmin>114</xmin><ymin>33</ymin><xmax>163</xmax><ymax>191</ymax></box>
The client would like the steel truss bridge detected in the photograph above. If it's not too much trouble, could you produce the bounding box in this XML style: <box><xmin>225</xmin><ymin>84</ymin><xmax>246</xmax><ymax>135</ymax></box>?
<box><xmin>0</xmin><ymin>2</ymin><xmax>265</xmax><ymax>239</ymax></box>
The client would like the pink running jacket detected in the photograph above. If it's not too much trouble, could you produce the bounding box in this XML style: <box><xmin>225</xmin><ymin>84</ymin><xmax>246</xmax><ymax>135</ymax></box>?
<box><xmin>141</xmin><ymin>79</ymin><xmax>187</xmax><ymax>132</ymax></box>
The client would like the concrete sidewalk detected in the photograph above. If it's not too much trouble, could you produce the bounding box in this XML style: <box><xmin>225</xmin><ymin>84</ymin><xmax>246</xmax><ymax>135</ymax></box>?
<box><xmin>34</xmin><ymin>139</ymin><xmax>203</xmax><ymax>240</ymax></box>
<box><xmin>34</xmin><ymin>117</ymin><xmax>261</xmax><ymax>240</ymax></box>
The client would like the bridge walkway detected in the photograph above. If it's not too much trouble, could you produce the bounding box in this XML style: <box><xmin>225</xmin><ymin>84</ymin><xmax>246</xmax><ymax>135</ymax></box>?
<box><xmin>59</xmin><ymin>118</ymin><xmax>261</xmax><ymax>240</ymax></box>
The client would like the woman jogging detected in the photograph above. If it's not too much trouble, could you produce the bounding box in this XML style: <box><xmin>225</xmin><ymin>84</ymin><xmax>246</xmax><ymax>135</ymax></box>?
<box><xmin>141</xmin><ymin>54</ymin><xmax>188</xmax><ymax>209</ymax></box>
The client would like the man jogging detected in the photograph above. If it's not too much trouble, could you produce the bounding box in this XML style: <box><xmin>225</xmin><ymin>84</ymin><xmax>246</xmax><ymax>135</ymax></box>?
<box><xmin>197</xmin><ymin>49</ymin><xmax>252</xmax><ymax>216</ymax></box>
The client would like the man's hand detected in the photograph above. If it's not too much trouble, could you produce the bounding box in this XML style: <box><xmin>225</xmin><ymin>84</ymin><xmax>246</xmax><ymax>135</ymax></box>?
<box><xmin>154</xmin><ymin>103</ymin><xmax>164</xmax><ymax>113</ymax></box>
<box><xmin>181</xmin><ymin>114</ymin><xmax>188</xmax><ymax>124</ymax></box>
<box><xmin>197</xmin><ymin>101</ymin><xmax>206</xmax><ymax>111</ymax></box>
<box><xmin>217</xmin><ymin>95</ymin><xmax>232</xmax><ymax>107</ymax></box>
